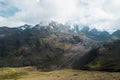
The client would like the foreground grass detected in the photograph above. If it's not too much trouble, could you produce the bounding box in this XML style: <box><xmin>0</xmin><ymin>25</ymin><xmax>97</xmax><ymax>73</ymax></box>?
<box><xmin>0</xmin><ymin>67</ymin><xmax>120</xmax><ymax>80</ymax></box>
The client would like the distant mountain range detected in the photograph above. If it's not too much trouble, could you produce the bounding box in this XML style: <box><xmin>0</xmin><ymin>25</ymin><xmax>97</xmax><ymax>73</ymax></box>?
<box><xmin>0</xmin><ymin>22</ymin><xmax>120</xmax><ymax>71</ymax></box>
<box><xmin>1</xmin><ymin>22</ymin><xmax>120</xmax><ymax>41</ymax></box>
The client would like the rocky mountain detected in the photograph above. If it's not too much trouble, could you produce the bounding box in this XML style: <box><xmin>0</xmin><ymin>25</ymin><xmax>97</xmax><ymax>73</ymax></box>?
<box><xmin>112</xmin><ymin>30</ymin><xmax>120</xmax><ymax>38</ymax></box>
<box><xmin>0</xmin><ymin>22</ymin><xmax>119</xmax><ymax>71</ymax></box>
<box><xmin>81</xmin><ymin>27</ymin><xmax>110</xmax><ymax>41</ymax></box>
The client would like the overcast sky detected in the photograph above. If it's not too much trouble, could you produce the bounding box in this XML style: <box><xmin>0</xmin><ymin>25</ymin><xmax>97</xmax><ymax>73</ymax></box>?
<box><xmin>0</xmin><ymin>0</ymin><xmax>120</xmax><ymax>32</ymax></box>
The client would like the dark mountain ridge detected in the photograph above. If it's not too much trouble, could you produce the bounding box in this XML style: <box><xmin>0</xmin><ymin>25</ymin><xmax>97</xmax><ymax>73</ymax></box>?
<box><xmin>0</xmin><ymin>22</ymin><xmax>120</xmax><ymax>71</ymax></box>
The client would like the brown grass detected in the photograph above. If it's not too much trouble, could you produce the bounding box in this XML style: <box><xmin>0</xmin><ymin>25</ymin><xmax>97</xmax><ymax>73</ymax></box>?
<box><xmin>0</xmin><ymin>67</ymin><xmax>120</xmax><ymax>80</ymax></box>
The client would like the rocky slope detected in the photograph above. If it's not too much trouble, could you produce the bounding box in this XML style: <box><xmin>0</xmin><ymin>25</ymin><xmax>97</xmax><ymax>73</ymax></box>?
<box><xmin>84</xmin><ymin>39</ymin><xmax>120</xmax><ymax>71</ymax></box>
<box><xmin>0</xmin><ymin>22</ymin><xmax>120</xmax><ymax>71</ymax></box>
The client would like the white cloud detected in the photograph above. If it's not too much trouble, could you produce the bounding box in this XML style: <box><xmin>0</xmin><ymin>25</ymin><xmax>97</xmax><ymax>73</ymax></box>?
<box><xmin>0</xmin><ymin>0</ymin><xmax>120</xmax><ymax>32</ymax></box>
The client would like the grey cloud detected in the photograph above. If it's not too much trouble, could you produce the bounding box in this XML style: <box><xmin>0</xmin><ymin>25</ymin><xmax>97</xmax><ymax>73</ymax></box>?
<box><xmin>0</xmin><ymin>0</ymin><xmax>120</xmax><ymax>32</ymax></box>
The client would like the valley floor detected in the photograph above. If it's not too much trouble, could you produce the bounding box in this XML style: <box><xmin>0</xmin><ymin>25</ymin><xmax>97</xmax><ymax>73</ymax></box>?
<box><xmin>0</xmin><ymin>67</ymin><xmax>120</xmax><ymax>80</ymax></box>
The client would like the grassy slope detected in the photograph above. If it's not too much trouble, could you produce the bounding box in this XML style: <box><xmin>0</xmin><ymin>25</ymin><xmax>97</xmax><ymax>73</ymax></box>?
<box><xmin>0</xmin><ymin>67</ymin><xmax>120</xmax><ymax>80</ymax></box>
<box><xmin>86</xmin><ymin>39</ymin><xmax>120</xmax><ymax>71</ymax></box>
